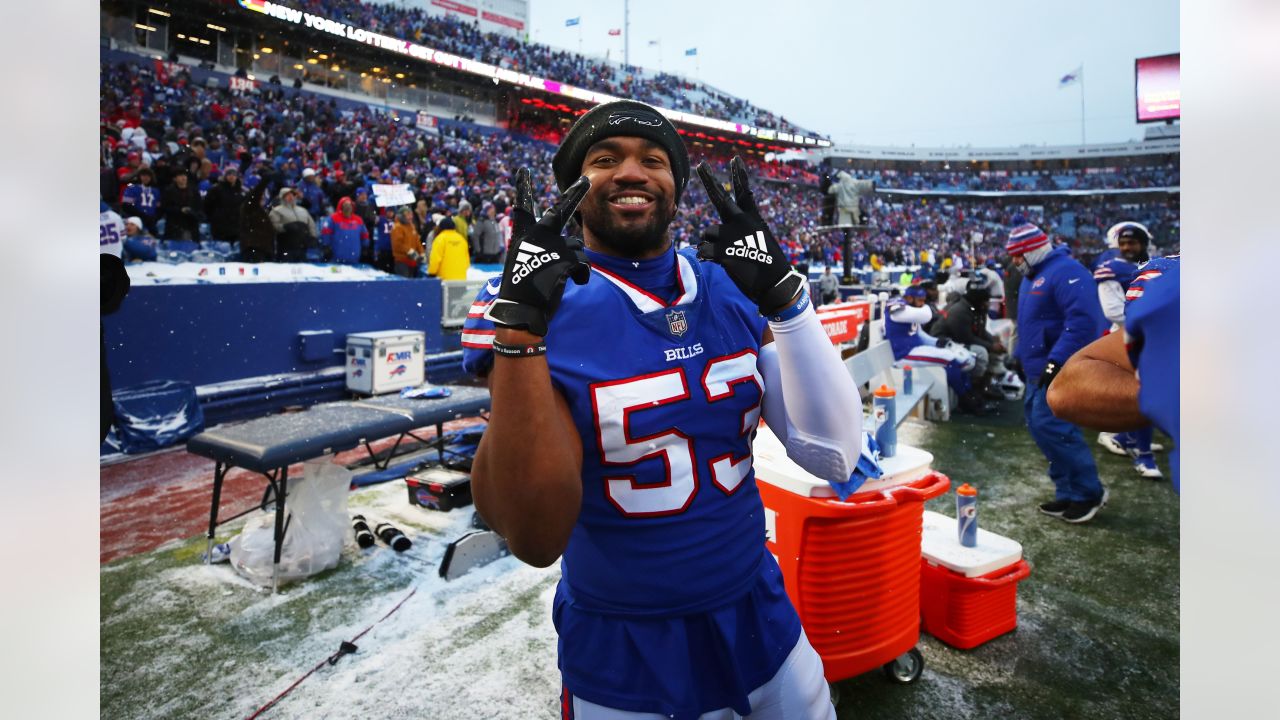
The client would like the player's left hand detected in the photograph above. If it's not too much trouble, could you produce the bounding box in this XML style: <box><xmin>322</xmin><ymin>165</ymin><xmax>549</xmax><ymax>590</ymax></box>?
<box><xmin>695</xmin><ymin>156</ymin><xmax>806</xmax><ymax>315</ymax></box>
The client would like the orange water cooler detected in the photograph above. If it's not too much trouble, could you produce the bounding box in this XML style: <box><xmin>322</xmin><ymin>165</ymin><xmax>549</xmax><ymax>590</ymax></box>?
<box><xmin>752</xmin><ymin>428</ymin><xmax>950</xmax><ymax>684</ymax></box>
<box><xmin>918</xmin><ymin>510</ymin><xmax>1031</xmax><ymax>649</ymax></box>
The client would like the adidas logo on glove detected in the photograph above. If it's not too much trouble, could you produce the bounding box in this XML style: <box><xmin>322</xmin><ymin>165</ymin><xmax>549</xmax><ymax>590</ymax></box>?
<box><xmin>511</xmin><ymin>242</ymin><xmax>561</xmax><ymax>284</ymax></box>
<box><xmin>727</xmin><ymin>231</ymin><xmax>773</xmax><ymax>264</ymax></box>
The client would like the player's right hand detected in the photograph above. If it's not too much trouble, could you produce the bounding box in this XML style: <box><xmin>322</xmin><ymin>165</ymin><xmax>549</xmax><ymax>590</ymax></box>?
<box><xmin>483</xmin><ymin>168</ymin><xmax>591</xmax><ymax>337</ymax></box>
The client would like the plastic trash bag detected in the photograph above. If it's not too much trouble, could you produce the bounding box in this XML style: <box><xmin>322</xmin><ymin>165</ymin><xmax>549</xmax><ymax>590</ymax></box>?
<box><xmin>229</xmin><ymin>458</ymin><xmax>351</xmax><ymax>586</ymax></box>
<box><xmin>111</xmin><ymin>379</ymin><xmax>205</xmax><ymax>454</ymax></box>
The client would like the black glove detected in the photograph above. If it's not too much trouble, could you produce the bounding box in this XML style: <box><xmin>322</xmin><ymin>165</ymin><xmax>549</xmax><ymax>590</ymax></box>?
<box><xmin>1038</xmin><ymin>361</ymin><xmax>1061</xmax><ymax>389</ymax></box>
<box><xmin>695</xmin><ymin>157</ymin><xmax>805</xmax><ymax>315</ymax></box>
<box><xmin>483</xmin><ymin>168</ymin><xmax>591</xmax><ymax>337</ymax></box>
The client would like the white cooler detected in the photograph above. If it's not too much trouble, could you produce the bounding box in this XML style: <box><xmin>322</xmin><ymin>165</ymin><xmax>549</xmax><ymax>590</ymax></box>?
<box><xmin>752</xmin><ymin>424</ymin><xmax>935</xmax><ymax>498</ymax></box>
<box><xmin>345</xmin><ymin>330</ymin><xmax>425</xmax><ymax>395</ymax></box>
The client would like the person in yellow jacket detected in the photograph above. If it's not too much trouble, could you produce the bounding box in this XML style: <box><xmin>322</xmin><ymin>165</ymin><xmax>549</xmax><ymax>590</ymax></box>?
<box><xmin>869</xmin><ymin>253</ymin><xmax>883</xmax><ymax>271</ymax></box>
<box><xmin>427</xmin><ymin>217</ymin><xmax>470</xmax><ymax>280</ymax></box>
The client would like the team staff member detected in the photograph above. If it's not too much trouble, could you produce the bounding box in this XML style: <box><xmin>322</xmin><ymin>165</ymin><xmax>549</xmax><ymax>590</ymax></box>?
<box><xmin>1007</xmin><ymin>219</ymin><xmax>1109</xmax><ymax>523</ymax></box>
<box><xmin>1049</xmin><ymin>256</ymin><xmax>1180</xmax><ymax>490</ymax></box>
<box><xmin>462</xmin><ymin>100</ymin><xmax>860</xmax><ymax>719</ymax></box>
<box><xmin>936</xmin><ymin>280</ymin><xmax>1009</xmax><ymax>399</ymax></box>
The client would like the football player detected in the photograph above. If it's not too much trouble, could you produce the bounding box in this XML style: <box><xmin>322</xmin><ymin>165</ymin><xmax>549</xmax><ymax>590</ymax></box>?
<box><xmin>462</xmin><ymin>100</ymin><xmax>863</xmax><ymax>719</ymax></box>
<box><xmin>1092</xmin><ymin>222</ymin><xmax>1165</xmax><ymax>478</ymax></box>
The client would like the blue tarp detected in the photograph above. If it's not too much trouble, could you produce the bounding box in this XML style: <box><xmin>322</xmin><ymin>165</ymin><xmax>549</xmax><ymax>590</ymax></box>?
<box><xmin>111</xmin><ymin>380</ymin><xmax>205</xmax><ymax>454</ymax></box>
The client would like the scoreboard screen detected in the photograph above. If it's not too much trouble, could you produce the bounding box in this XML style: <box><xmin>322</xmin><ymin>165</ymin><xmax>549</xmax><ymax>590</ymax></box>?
<box><xmin>1135</xmin><ymin>53</ymin><xmax>1180</xmax><ymax>123</ymax></box>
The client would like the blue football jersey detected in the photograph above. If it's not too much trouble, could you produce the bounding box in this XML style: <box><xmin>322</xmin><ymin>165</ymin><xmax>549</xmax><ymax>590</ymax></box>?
<box><xmin>884</xmin><ymin>298</ymin><xmax>927</xmax><ymax>359</ymax></box>
<box><xmin>462</xmin><ymin>247</ymin><xmax>801</xmax><ymax>717</ymax></box>
<box><xmin>1124</xmin><ymin>256</ymin><xmax>1180</xmax><ymax>490</ymax></box>
<box><xmin>1093</xmin><ymin>257</ymin><xmax>1139</xmax><ymax>290</ymax></box>
<box><xmin>374</xmin><ymin>216</ymin><xmax>394</xmax><ymax>253</ymax></box>
<box><xmin>122</xmin><ymin>184</ymin><xmax>160</xmax><ymax>217</ymax></box>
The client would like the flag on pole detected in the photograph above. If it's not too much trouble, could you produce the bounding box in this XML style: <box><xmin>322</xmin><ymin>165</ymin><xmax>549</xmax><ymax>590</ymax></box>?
<box><xmin>1058</xmin><ymin>65</ymin><xmax>1082</xmax><ymax>88</ymax></box>
<box><xmin>685</xmin><ymin>47</ymin><xmax>697</xmax><ymax>56</ymax></box>
<box><xmin>608</xmin><ymin>28</ymin><xmax>621</xmax><ymax>36</ymax></box>
<box><xmin>565</xmin><ymin>17</ymin><xmax>580</xmax><ymax>27</ymax></box>
<box><xmin>647</xmin><ymin>40</ymin><xmax>659</xmax><ymax>46</ymax></box>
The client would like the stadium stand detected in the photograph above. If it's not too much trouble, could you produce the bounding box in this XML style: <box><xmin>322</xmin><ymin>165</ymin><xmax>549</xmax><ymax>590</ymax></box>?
<box><xmin>101</xmin><ymin>0</ymin><xmax>1178</xmax><ymax>281</ymax></box>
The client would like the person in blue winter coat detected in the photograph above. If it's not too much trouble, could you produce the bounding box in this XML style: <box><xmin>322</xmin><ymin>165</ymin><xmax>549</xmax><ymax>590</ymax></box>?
<box><xmin>320</xmin><ymin>196</ymin><xmax>369</xmax><ymax>264</ymax></box>
<box><xmin>299</xmin><ymin>168</ymin><xmax>328</xmax><ymax>219</ymax></box>
<box><xmin>1007</xmin><ymin>218</ymin><xmax>1109</xmax><ymax>524</ymax></box>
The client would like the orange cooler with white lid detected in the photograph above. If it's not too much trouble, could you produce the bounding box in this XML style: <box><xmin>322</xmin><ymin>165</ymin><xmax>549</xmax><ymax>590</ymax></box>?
<box><xmin>919</xmin><ymin>509</ymin><xmax>1031</xmax><ymax>649</ymax></box>
<box><xmin>752</xmin><ymin>426</ymin><xmax>950</xmax><ymax>682</ymax></box>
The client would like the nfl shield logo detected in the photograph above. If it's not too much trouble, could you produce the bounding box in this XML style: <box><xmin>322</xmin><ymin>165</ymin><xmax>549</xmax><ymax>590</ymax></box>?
<box><xmin>666</xmin><ymin>309</ymin><xmax>688</xmax><ymax>337</ymax></box>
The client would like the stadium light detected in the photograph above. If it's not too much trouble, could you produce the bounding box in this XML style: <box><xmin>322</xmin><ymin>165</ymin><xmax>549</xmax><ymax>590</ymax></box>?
<box><xmin>176</xmin><ymin>33</ymin><xmax>185</xmax><ymax>39</ymax></box>
<box><xmin>148</xmin><ymin>8</ymin><xmax>171</xmax><ymax>17</ymax></box>
<box><xmin>293</xmin><ymin>64</ymin><xmax>303</xmax><ymax>70</ymax></box>
<box><xmin>260</xmin><ymin>47</ymin><xmax>273</xmax><ymax>53</ymax></box>
<box><xmin>307</xmin><ymin>58</ymin><xmax>318</xmax><ymax>64</ymax></box>
<box><xmin>253</xmin><ymin>53</ymin><xmax>260</xmax><ymax>59</ymax></box>
<box><xmin>331</xmin><ymin>64</ymin><xmax>340</xmax><ymax>71</ymax></box>
<box><xmin>135</xmin><ymin>24</ymin><xmax>156</xmax><ymax>32</ymax></box>
<box><xmin>200</xmin><ymin>39</ymin><xmax>210</xmax><ymax>45</ymax></box>
<box><xmin>395</xmin><ymin>72</ymin><xmax>405</xmax><ymax>79</ymax></box>
<box><xmin>207</xmin><ymin>23</ymin><xmax>227</xmax><ymax>32</ymax></box>
<box><xmin>318</xmin><ymin>53</ymin><xmax>328</xmax><ymax>60</ymax></box>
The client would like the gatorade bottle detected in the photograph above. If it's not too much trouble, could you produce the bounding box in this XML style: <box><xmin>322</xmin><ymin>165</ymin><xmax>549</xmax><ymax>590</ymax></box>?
<box><xmin>873</xmin><ymin>385</ymin><xmax>897</xmax><ymax>458</ymax></box>
<box><xmin>902</xmin><ymin>364</ymin><xmax>913</xmax><ymax>395</ymax></box>
<box><xmin>956</xmin><ymin>483</ymin><xmax>978</xmax><ymax>547</ymax></box>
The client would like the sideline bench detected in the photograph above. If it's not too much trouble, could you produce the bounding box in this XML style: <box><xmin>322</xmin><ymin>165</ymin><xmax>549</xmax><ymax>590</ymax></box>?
<box><xmin>845</xmin><ymin>341</ymin><xmax>949</xmax><ymax>423</ymax></box>
<box><xmin>186</xmin><ymin>385</ymin><xmax>490</xmax><ymax>590</ymax></box>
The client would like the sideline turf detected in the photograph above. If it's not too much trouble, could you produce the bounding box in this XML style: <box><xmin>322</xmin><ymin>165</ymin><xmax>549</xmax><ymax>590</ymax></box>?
<box><xmin>99</xmin><ymin>401</ymin><xmax>1178</xmax><ymax>719</ymax></box>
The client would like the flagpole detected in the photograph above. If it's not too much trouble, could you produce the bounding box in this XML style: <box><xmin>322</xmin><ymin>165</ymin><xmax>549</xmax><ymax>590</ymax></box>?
<box><xmin>1079</xmin><ymin>65</ymin><xmax>1086</xmax><ymax>145</ymax></box>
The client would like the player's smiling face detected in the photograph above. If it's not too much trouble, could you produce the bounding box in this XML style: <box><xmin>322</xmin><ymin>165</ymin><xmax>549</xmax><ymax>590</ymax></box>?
<box><xmin>578</xmin><ymin>136</ymin><xmax>677</xmax><ymax>259</ymax></box>
<box><xmin>1118</xmin><ymin>236</ymin><xmax>1146</xmax><ymax>263</ymax></box>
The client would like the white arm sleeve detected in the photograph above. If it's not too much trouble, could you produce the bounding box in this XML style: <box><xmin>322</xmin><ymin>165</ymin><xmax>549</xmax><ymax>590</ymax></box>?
<box><xmin>888</xmin><ymin>303</ymin><xmax>934</xmax><ymax>324</ymax></box>
<box><xmin>758</xmin><ymin>303</ymin><xmax>862</xmax><ymax>483</ymax></box>
<box><xmin>1098</xmin><ymin>281</ymin><xmax>1126</xmax><ymax>326</ymax></box>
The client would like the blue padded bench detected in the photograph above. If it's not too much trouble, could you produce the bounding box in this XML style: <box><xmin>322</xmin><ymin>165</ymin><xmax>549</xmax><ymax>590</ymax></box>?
<box><xmin>844</xmin><ymin>341</ymin><xmax>938</xmax><ymax>424</ymax></box>
<box><xmin>186</xmin><ymin>385</ymin><xmax>490</xmax><ymax>590</ymax></box>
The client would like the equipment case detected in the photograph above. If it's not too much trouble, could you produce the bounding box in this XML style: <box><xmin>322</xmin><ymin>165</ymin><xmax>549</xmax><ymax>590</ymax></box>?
<box><xmin>345</xmin><ymin>330</ymin><xmax>424</xmax><ymax>395</ymax></box>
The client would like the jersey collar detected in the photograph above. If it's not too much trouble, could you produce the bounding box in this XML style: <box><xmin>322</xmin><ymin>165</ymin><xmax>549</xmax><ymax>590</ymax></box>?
<box><xmin>589</xmin><ymin>250</ymin><xmax>700</xmax><ymax>314</ymax></box>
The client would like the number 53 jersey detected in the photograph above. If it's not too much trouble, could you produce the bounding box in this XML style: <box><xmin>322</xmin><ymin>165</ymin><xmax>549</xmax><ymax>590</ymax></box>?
<box><xmin>462</xmin><ymin>247</ymin><xmax>803</xmax><ymax>716</ymax></box>
<box><xmin>553</xmin><ymin>248</ymin><xmax>781</xmax><ymax>616</ymax></box>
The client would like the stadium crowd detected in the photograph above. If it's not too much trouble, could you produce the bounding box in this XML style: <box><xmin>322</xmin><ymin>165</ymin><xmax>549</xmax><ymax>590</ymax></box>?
<box><xmin>851</xmin><ymin>165</ymin><xmax>1178</xmax><ymax>192</ymax></box>
<box><xmin>283</xmin><ymin>0</ymin><xmax>817</xmax><ymax>136</ymax></box>
<box><xmin>100</xmin><ymin>54</ymin><xmax>1178</xmax><ymax>274</ymax></box>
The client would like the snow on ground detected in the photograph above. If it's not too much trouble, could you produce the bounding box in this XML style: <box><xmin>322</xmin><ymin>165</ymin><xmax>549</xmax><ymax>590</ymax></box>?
<box><xmin>101</xmin><ymin>481</ymin><xmax>564</xmax><ymax>720</ymax></box>
<box><xmin>101</xmin><ymin>408</ymin><xmax>1180</xmax><ymax>719</ymax></box>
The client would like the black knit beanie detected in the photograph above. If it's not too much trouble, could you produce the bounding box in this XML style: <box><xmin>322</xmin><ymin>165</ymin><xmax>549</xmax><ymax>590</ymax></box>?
<box><xmin>552</xmin><ymin>99</ymin><xmax>690</xmax><ymax>204</ymax></box>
